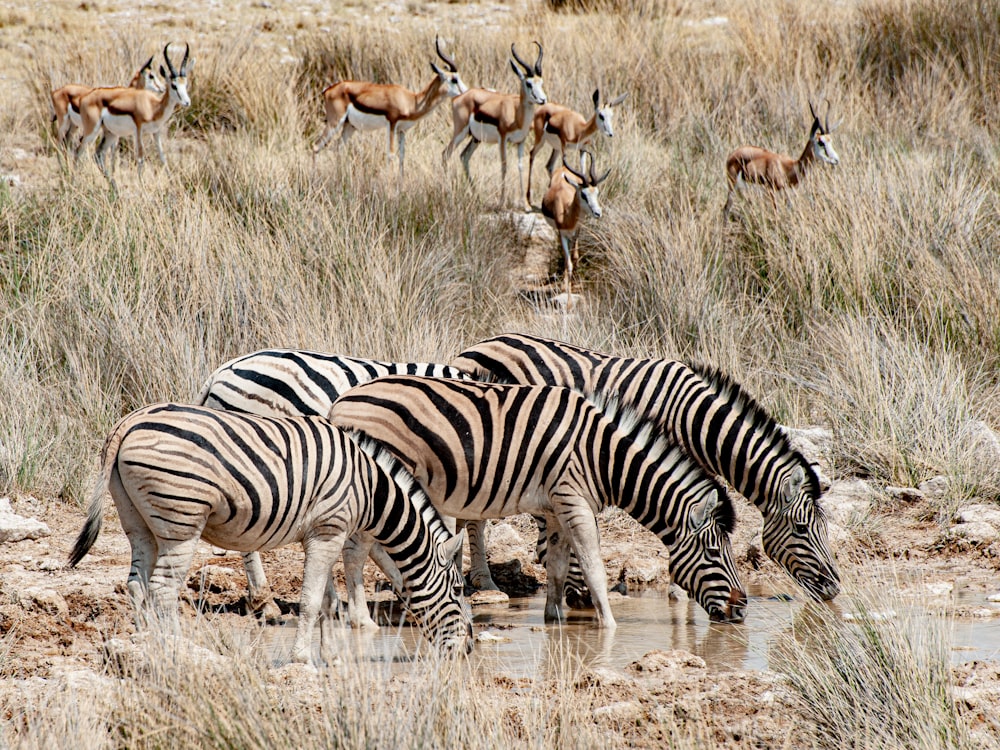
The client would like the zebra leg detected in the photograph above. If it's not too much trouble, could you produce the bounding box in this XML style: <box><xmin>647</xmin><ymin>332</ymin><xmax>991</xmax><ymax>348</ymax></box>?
<box><xmin>292</xmin><ymin>535</ymin><xmax>344</xmax><ymax>664</ymax></box>
<box><xmin>557</xmin><ymin>503</ymin><xmax>617</xmax><ymax>629</ymax></box>
<box><xmin>147</xmin><ymin>535</ymin><xmax>202</xmax><ymax>630</ymax></box>
<box><xmin>109</xmin><ymin>468</ymin><xmax>156</xmax><ymax>621</ymax></box>
<box><xmin>465</xmin><ymin>519</ymin><xmax>501</xmax><ymax>591</ymax></box>
<box><xmin>542</xmin><ymin>518</ymin><xmax>570</xmax><ymax>622</ymax></box>
<box><xmin>241</xmin><ymin>551</ymin><xmax>283</xmax><ymax>623</ymax></box>
<box><xmin>342</xmin><ymin>534</ymin><xmax>379</xmax><ymax>630</ymax></box>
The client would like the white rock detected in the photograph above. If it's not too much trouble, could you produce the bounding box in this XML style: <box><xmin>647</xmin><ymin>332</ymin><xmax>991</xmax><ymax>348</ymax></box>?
<box><xmin>949</xmin><ymin>521</ymin><xmax>999</xmax><ymax>545</ymax></box>
<box><xmin>22</xmin><ymin>587</ymin><xmax>68</xmax><ymax>617</ymax></box>
<box><xmin>885</xmin><ymin>486</ymin><xmax>925</xmax><ymax>503</ymax></box>
<box><xmin>37</xmin><ymin>558</ymin><xmax>62</xmax><ymax>572</ymax></box>
<box><xmin>0</xmin><ymin>497</ymin><xmax>51</xmax><ymax>543</ymax></box>
<box><xmin>953</xmin><ymin>504</ymin><xmax>1000</xmax><ymax>529</ymax></box>
<box><xmin>986</xmin><ymin>592</ymin><xmax>1000</xmax><ymax>603</ymax></box>
<box><xmin>485</xmin><ymin>522</ymin><xmax>523</xmax><ymax>548</ymax></box>
<box><xmin>924</xmin><ymin>582</ymin><xmax>954</xmax><ymax>597</ymax></box>
<box><xmin>821</xmin><ymin>479</ymin><xmax>875</xmax><ymax>525</ymax></box>
<box><xmin>970</xmin><ymin>607</ymin><xmax>1000</xmax><ymax>619</ymax></box>
<box><xmin>593</xmin><ymin>701</ymin><xmax>643</xmax><ymax>723</ymax></box>
<box><xmin>843</xmin><ymin>609</ymin><xmax>896</xmax><ymax>622</ymax></box>
<box><xmin>918</xmin><ymin>476</ymin><xmax>950</xmax><ymax>498</ymax></box>
<box><xmin>476</xmin><ymin>630</ymin><xmax>512</xmax><ymax>643</ymax></box>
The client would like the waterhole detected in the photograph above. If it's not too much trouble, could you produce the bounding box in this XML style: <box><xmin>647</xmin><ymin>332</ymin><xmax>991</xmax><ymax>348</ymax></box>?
<box><xmin>266</xmin><ymin>589</ymin><xmax>1000</xmax><ymax>673</ymax></box>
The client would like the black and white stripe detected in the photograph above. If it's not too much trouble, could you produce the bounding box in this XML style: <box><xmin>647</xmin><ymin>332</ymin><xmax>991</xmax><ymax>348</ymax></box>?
<box><xmin>195</xmin><ymin>349</ymin><xmax>472</xmax><ymax>623</ymax></box>
<box><xmin>453</xmin><ymin>333</ymin><xmax>840</xmax><ymax>601</ymax></box>
<box><xmin>329</xmin><ymin>376</ymin><xmax>747</xmax><ymax>626</ymax></box>
<box><xmin>68</xmin><ymin>403</ymin><xmax>473</xmax><ymax>662</ymax></box>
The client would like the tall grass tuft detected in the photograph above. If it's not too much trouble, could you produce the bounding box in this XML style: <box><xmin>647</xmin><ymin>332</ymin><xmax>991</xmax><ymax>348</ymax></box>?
<box><xmin>775</xmin><ymin>589</ymin><xmax>970</xmax><ymax>749</ymax></box>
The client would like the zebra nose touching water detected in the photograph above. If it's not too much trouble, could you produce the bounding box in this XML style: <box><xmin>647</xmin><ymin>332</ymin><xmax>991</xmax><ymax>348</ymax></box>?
<box><xmin>327</xmin><ymin>376</ymin><xmax>748</xmax><ymax>628</ymax></box>
<box><xmin>67</xmin><ymin>403</ymin><xmax>474</xmax><ymax>663</ymax></box>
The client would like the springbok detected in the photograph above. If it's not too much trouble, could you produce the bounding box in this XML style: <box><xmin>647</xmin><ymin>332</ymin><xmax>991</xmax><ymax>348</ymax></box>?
<box><xmin>526</xmin><ymin>88</ymin><xmax>626</xmax><ymax>206</ymax></box>
<box><xmin>442</xmin><ymin>42</ymin><xmax>546</xmax><ymax>209</ymax></box>
<box><xmin>52</xmin><ymin>57</ymin><xmax>163</xmax><ymax>149</ymax></box>
<box><xmin>74</xmin><ymin>43</ymin><xmax>193</xmax><ymax>180</ymax></box>
<box><xmin>542</xmin><ymin>150</ymin><xmax>610</xmax><ymax>299</ymax></box>
<box><xmin>313</xmin><ymin>37</ymin><xmax>467</xmax><ymax>179</ymax></box>
<box><xmin>723</xmin><ymin>100</ymin><xmax>840</xmax><ymax>218</ymax></box>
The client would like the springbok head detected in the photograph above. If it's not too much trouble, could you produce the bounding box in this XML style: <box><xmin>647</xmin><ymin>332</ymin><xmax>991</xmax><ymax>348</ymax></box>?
<box><xmin>563</xmin><ymin>149</ymin><xmax>611</xmax><ymax>218</ymax></box>
<box><xmin>431</xmin><ymin>36</ymin><xmax>468</xmax><ymax>98</ymax></box>
<box><xmin>593</xmin><ymin>89</ymin><xmax>627</xmax><ymax>138</ymax></box>
<box><xmin>160</xmin><ymin>42</ymin><xmax>193</xmax><ymax>108</ymax></box>
<box><xmin>510</xmin><ymin>41</ymin><xmax>547</xmax><ymax>106</ymax></box>
<box><xmin>808</xmin><ymin>99</ymin><xmax>840</xmax><ymax>166</ymax></box>
<box><xmin>135</xmin><ymin>55</ymin><xmax>166</xmax><ymax>94</ymax></box>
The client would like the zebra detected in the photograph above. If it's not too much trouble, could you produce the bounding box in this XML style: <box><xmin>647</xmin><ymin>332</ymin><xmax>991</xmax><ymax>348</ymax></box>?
<box><xmin>67</xmin><ymin>403</ymin><xmax>474</xmax><ymax>663</ymax></box>
<box><xmin>328</xmin><ymin>375</ymin><xmax>748</xmax><ymax>627</ymax></box>
<box><xmin>451</xmin><ymin>332</ymin><xmax>841</xmax><ymax>602</ymax></box>
<box><xmin>195</xmin><ymin>348</ymin><xmax>473</xmax><ymax>624</ymax></box>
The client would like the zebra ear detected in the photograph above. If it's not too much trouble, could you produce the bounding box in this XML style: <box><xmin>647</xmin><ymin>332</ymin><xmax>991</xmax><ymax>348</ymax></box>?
<box><xmin>440</xmin><ymin>529</ymin><xmax>466</xmax><ymax>563</ymax></box>
<box><xmin>688</xmin><ymin>490</ymin><xmax>720</xmax><ymax>531</ymax></box>
<box><xmin>781</xmin><ymin>465</ymin><xmax>806</xmax><ymax>506</ymax></box>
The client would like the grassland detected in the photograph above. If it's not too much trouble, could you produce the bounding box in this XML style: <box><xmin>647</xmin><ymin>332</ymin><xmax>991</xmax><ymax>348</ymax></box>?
<box><xmin>1</xmin><ymin>0</ymin><xmax>999</xmax><ymax>747</ymax></box>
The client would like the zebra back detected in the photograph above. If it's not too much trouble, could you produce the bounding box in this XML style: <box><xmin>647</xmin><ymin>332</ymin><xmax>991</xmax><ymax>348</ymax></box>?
<box><xmin>197</xmin><ymin>348</ymin><xmax>471</xmax><ymax>418</ymax></box>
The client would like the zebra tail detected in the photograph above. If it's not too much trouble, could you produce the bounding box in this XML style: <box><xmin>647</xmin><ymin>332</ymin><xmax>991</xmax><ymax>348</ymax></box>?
<box><xmin>67</xmin><ymin>426</ymin><xmax>123</xmax><ymax>568</ymax></box>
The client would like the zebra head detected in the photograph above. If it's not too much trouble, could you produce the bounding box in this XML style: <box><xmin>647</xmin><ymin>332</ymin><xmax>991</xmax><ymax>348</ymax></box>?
<box><xmin>403</xmin><ymin>530</ymin><xmax>474</xmax><ymax>656</ymax></box>
<box><xmin>667</xmin><ymin>485</ymin><xmax>747</xmax><ymax>624</ymax></box>
<box><xmin>762</xmin><ymin>463</ymin><xmax>841</xmax><ymax>601</ymax></box>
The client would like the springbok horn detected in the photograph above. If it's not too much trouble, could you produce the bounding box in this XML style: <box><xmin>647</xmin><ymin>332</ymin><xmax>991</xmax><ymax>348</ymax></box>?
<box><xmin>435</xmin><ymin>36</ymin><xmax>458</xmax><ymax>73</ymax></box>
<box><xmin>510</xmin><ymin>43</ymin><xmax>532</xmax><ymax>75</ymax></box>
<box><xmin>561</xmin><ymin>155</ymin><xmax>586</xmax><ymax>183</ymax></box>
<box><xmin>140</xmin><ymin>55</ymin><xmax>154</xmax><ymax>73</ymax></box>
<box><xmin>163</xmin><ymin>43</ymin><xmax>177</xmax><ymax>77</ymax></box>
<box><xmin>180</xmin><ymin>43</ymin><xmax>190</xmax><ymax>75</ymax></box>
<box><xmin>533</xmin><ymin>41</ymin><xmax>543</xmax><ymax>76</ymax></box>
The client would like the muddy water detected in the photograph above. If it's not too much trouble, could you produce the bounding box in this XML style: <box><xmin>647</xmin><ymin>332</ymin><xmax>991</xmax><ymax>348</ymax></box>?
<box><xmin>268</xmin><ymin>590</ymin><xmax>1000</xmax><ymax>673</ymax></box>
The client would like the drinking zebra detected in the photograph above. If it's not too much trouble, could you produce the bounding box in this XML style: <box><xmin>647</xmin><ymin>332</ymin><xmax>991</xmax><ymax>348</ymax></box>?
<box><xmin>328</xmin><ymin>375</ymin><xmax>748</xmax><ymax>627</ymax></box>
<box><xmin>452</xmin><ymin>333</ymin><xmax>840</xmax><ymax>601</ymax></box>
<box><xmin>67</xmin><ymin>403</ymin><xmax>474</xmax><ymax>663</ymax></box>
<box><xmin>196</xmin><ymin>348</ymin><xmax>472</xmax><ymax>625</ymax></box>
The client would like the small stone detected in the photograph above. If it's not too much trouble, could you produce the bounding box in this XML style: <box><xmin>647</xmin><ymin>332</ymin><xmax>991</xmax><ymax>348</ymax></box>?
<box><xmin>476</xmin><ymin>630</ymin><xmax>512</xmax><ymax>643</ymax></box>
<box><xmin>469</xmin><ymin>589</ymin><xmax>510</xmax><ymax>606</ymax></box>
<box><xmin>918</xmin><ymin>476</ymin><xmax>950</xmax><ymax>498</ymax></box>
<box><xmin>627</xmin><ymin>649</ymin><xmax>705</xmax><ymax>675</ymax></box>
<box><xmin>22</xmin><ymin>587</ymin><xmax>68</xmax><ymax>617</ymax></box>
<box><xmin>953</xmin><ymin>504</ymin><xmax>1000</xmax><ymax>529</ymax></box>
<box><xmin>37</xmin><ymin>559</ymin><xmax>62</xmax><ymax>572</ymax></box>
<box><xmin>0</xmin><ymin>497</ymin><xmax>51</xmax><ymax>543</ymax></box>
<box><xmin>986</xmin><ymin>593</ymin><xmax>1000</xmax><ymax>603</ymax></box>
<box><xmin>593</xmin><ymin>701</ymin><xmax>643</xmax><ymax>724</ymax></box>
<box><xmin>885</xmin><ymin>486</ymin><xmax>925</xmax><ymax>503</ymax></box>
<box><xmin>948</xmin><ymin>521</ymin><xmax>999</xmax><ymax>546</ymax></box>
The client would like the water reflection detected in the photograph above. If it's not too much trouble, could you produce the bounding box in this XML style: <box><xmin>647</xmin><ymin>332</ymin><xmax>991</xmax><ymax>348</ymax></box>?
<box><xmin>264</xmin><ymin>591</ymin><xmax>1000</xmax><ymax>673</ymax></box>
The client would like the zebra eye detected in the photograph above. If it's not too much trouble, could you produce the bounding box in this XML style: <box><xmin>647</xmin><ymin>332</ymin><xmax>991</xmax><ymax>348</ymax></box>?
<box><xmin>795</xmin><ymin>522</ymin><xmax>810</xmax><ymax>536</ymax></box>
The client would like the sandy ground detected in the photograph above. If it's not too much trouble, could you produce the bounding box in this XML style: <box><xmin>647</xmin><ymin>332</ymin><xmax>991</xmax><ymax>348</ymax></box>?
<box><xmin>1</xmin><ymin>475</ymin><xmax>999</xmax><ymax>747</ymax></box>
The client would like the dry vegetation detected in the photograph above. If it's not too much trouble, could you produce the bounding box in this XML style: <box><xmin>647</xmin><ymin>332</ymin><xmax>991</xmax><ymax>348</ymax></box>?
<box><xmin>1</xmin><ymin>0</ymin><xmax>1000</xmax><ymax>747</ymax></box>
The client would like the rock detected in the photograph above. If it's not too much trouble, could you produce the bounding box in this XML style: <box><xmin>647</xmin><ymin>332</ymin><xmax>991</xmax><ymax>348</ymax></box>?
<box><xmin>949</xmin><ymin>521</ymin><xmax>999</xmax><ymax>545</ymax></box>
<box><xmin>22</xmin><ymin>587</ymin><xmax>68</xmax><ymax>617</ymax></box>
<box><xmin>619</xmin><ymin>555</ymin><xmax>668</xmax><ymax>588</ymax></box>
<box><xmin>918</xmin><ymin>476</ymin><xmax>950</xmax><ymax>499</ymax></box>
<box><xmin>987</xmin><ymin>592</ymin><xmax>1000</xmax><ymax>603</ymax></box>
<box><xmin>476</xmin><ymin>630</ymin><xmax>512</xmax><ymax>643</ymax></box>
<box><xmin>923</xmin><ymin>582</ymin><xmax>954</xmax><ymax>598</ymax></box>
<box><xmin>958</xmin><ymin>420</ymin><xmax>1000</xmax><ymax>463</ymax></box>
<box><xmin>187</xmin><ymin>564</ymin><xmax>242</xmax><ymax>593</ymax></box>
<box><xmin>626</xmin><ymin>649</ymin><xmax>706</xmax><ymax>675</ymax></box>
<box><xmin>970</xmin><ymin>607</ymin><xmax>1000</xmax><ymax>619</ymax></box>
<box><xmin>485</xmin><ymin>521</ymin><xmax>523</xmax><ymax>551</ymax></box>
<box><xmin>37</xmin><ymin>559</ymin><xmax>62</xmax><ymax>572</ymax></box>
<box><xmin>842</xmin><ymin>609</ymin><xmax>896</xmax><ymax>622</ymax></box>
<box><xmin>781</xmin><ymin>426</ymin><xmax>834</xmax><ymax>489</ymax></box>
<box><xmin>593</xmin><ymin>701</ymin><xmax>643</xmax><ymax>724</ymax></box>
<box><xmin>821</xmin><ymin>479</ymin><xmax>875</xmax><ymax>525</ymax></box>
<box><xmin>0</xmin><ymin>497</ymin><xmax>51</xmax><ymax>543</ymax></box>
<box><xmin>885</xmin><ymin>486</ymin><xmax>925</xmax><ymax>503</ymax></box>
<box><xmin>469</xmin><ymin>589</ymin><xmax>510</xmax><ymax>606</ymax></box>
<box><xmin>953</xmin><ymin>504</ymin><xmax>1000</xmax><ymax>529</ymax></box>
<box><xmin>576</xmin><ymin>666</ymin><xmax>632</xmax><ymax>688</ymax></box>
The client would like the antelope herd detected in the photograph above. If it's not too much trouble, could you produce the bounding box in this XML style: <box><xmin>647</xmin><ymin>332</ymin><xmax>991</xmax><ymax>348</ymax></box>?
<box><xmin>52</xmin><ymin>37</ymin><xmax>839</xmax><ymax>286</ymax></box>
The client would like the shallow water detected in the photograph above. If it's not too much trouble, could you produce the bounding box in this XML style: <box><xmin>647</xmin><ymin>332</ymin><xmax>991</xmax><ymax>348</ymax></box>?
<box><xmin>267</xmin><ymin>589</ymin><xmax>1000</xmax><ymax>673</ymax></box>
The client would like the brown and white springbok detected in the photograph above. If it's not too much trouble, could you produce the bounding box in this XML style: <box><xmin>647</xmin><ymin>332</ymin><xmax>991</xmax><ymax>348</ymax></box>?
<box><xmin>313</xmin><ymin>37</ymin><xmax>467</xmax><ymax>178</ymax></box>
<box><xmin>442</xmin><ymin>42</ymin><xmax>546</xmax><ymax>209</ymax></box>
<box><xmin>723</xmin><ymin>100</ymin><xmax>840</xmax><ymax>218</ymax></box>
<box><xmin>74</xmin><ymin>43</ymin><xmax>193</xmax><ymax>180</ymax></box>
<box><xmin>52</xmin><ymin>56</ymin><xmax>163</xmax><ymax>149</ymax></box>
<box><xmin>526</xmin><ymin>88</ymin><xmax>626</xmax><ymax>206</ymax></box>
<box><xmin>541</xmin><ymin>150</ymin><xmax>611</xmax><ymax>298</ymax></box>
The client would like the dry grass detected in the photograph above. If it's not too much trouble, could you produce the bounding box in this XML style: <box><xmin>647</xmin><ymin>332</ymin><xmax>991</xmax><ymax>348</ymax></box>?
<box><xmin>1</xmin><ymin>0</ymin><xmax>999</xmax><ymax>745</ymax></box>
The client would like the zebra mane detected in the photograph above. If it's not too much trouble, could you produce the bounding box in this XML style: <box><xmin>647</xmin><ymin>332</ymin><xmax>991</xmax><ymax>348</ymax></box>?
<box><xmin>687</xmin><ymin>361</ymin><xmax>823</xmax><ymax>502</ymax></box>
<box><xmin>456</xmin><ymin>367</ymin><xmax>512</xmax><ymax>385</ymax></box>
<box><xmin>349</xmin><ymin>433</ymin><xmax>450</xmax><ymax>533</ymax></box>
<box><xmin>712</xmin><ymin>485</ymin><xmax>738</xmax><ymax>536</ymax></box>
<box><xmin>583</xmin><ymin>389</ymin><xmax>671</xmax><ymax>459</ymax></box>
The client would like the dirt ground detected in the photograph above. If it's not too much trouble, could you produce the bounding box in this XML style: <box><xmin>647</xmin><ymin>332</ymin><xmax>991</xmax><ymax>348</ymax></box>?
<box><xmin>1</xmin><ymin>472</ymin><xmax>999</xmax><ymax>747</ymax></box>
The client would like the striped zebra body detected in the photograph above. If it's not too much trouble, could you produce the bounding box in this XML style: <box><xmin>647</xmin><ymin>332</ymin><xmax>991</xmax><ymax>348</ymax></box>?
<box><xmin>452</xmin><ymin>333</ymin><xmax>840</xmax><ymax>601</ymax></box>
<box><xmin>67</xmin><ymin>403</ymin><xmax>473</xmax><ymax>663</ymax></box>
<box><xmin>196</xmin><ymin>349</ymin><xmax>474</xmax><ymax>624</ymax></box>
<box><xmin>329</xmin><ymin>376</ymin><xmax>747</xmax><ymax>627</ymax></box>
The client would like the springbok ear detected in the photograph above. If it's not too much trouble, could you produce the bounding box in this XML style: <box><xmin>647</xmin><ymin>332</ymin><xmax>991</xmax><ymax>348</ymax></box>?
<box><xmin>781</xmin><ymin>465</ymin><xmax>806</xmax><ymax>505</ymax></box>
<box><xmin>441</xmin><ymin>529</ymin><xmax>466</xmax><ymax>562</ymax></box>
<box><xmin>592</xmin><ymin>88</ymin><xmax>600</xmax><ymax>109</ymax></box>
<box><xmin>431</xmin><ymin>61</ymin><xmax>445</xmax><ymax>77</ymax></box>
<box><xmin>184</xmin><ymin>58</ymin><xmax>195</xmax><ymax>73</ymax></box>
<box><xmin>610</xmin><ymin>92</ymin><xmax>627</xmax><ymax>107</ymax></box>
<box><xmin>159</xmin><ymin>65</ymin><xmax>168</xmax><ymax>79</ymax></box>
<box><xmin>688</xmin><ymin>490</ymin><xmax>720</xmax><ymax>531</ymax></box>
